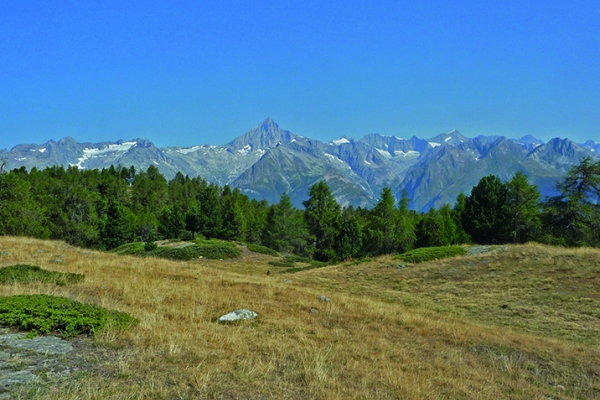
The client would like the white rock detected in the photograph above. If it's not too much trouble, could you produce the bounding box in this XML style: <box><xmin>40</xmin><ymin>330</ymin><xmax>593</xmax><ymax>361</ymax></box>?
<box><xmin>217</xmin><ymin>309</ymin><xmax>259</xmax><ymax>323</ymax></box>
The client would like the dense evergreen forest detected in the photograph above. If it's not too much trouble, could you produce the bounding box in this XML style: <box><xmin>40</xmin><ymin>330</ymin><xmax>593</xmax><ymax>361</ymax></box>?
<box><xmin>1</xmin><ymin>157</ymin><xmax>599</xmax><ymax>261</ymax></box>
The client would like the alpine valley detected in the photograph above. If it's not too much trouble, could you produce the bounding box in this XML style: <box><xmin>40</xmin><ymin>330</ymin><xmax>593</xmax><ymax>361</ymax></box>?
<box><xmin>1</xmin><ymin>118</ymin><xmax>598</xmax><ymax>211</ymax></box>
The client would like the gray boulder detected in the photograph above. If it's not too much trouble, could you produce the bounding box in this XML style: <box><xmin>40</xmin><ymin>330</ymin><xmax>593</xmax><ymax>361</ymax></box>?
<box><xmin>217</xmin><ymin>309</ymin><xmax>259</xmax><ymax>323</ymax></box>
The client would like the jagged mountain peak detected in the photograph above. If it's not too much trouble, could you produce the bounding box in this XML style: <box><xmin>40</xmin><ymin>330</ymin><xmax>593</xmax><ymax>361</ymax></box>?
<box><xmin>227</xmin><ymin>118</ymin><xmax>297</xmax><ymax>151</ymax></box>
<box><xmin>57</xmin><ymin>136</ymin><xmax>77</xmax><ymax>144</ymax></box>
<box><xmin>519</xmin><ymin>134</ymin><xmax>544</xmax><ymax>145</ymax></box>
<box><xmin>427</xmin><ymin>130</ymin><xmax>469</xmax><ymax>146</ymax></box>
<box><xmin>3</xmin><ymin>120</ymin><xmax>599</xmax><ymax>212</ymax></box>
<box><xmin>525</xmin><ymin>137</ymin><xmax>594</xmax><ymax>172</ymax></box>
<box><xmin>329</xmin><ymin>137</ymin><xmax>352</xmax><ymax>145</ymax></box>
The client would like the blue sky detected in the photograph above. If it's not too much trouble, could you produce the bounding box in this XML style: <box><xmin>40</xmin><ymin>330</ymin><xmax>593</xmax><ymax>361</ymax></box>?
<box><xmin>1</xmin><ymin>1</ymin><xmax>598</xmax><ymax>150</ymax></box>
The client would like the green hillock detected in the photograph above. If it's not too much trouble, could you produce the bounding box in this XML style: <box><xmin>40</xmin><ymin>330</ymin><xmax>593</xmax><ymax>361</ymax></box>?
<box><xmin>0</xmin><ymin>294</ymin><xmax>137</xmax><ymax>338</ymax></box>
<box><xmin>0</xmin><ymin>264</ymin><xmax>84</xmax><ymax>286</ymax></box>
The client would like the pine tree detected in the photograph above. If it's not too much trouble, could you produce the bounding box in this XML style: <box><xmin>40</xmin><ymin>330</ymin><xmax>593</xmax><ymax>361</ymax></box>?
<box><xmin>336</xmin><ymin>216</ymin><xmax>363</xmax><ymax>260</ymax></box>
<box><xmin>504</xmin><ymin>171</ymin><xmax>541</xmax><ymax>243</ymax></box>
<box><xmin>463</xmin><ymin>175</ymin><xmax>509</xmax><ymax>244</ymax></box>
<box><xmin>99</xmin><ymin>200</ymin><xmax>134</xmax><ymax>250</ymax></box>
<box><xmin>262</xmin><ymin>193</ymin><xmax>311</xmax><ymax>254</ymax></box>
<box><xmin>303</xmin><ymin>182</ymin><xmax>342</xmax><ymax>261</ymax></box>
<box><xmin>395</xmin><ymin>190</ymin><xmax>416</xmax><ymax>253</ymax></box>
<box><xmin>542</xmin><ymin>157</ymin><xmax>600</xmax><ymax>246</ymax></box>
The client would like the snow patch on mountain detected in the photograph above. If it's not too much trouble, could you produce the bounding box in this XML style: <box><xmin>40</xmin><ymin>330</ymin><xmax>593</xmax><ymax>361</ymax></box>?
<box><xmin>324</xmin><ymin>153</ymin><xmax>345</xmax><ymax>163</ymax></box>
<box><xmin>376</xmin><ymin>149</ymin><xmax>391</xmax><ymax>158</ymax></box>
<box><xmin>178</xmin><ymin>146</ymin><xmax>203</xmax><ymax>154</ymax></box>
<box><xmin>84</xmin><ymin>142</ymin><xmax>137</xmax><ymax>155</ymax></box>
<box><xmin>70</xmin><ymin>141</ymin><xmax>137</xmax><ymax>170</ymax></box>
<box><xmin>394</xmin><ymin>150</ymin><xmax>420</xmax><ymax>157</ymax></box>
<box><xmin>331</xmin><ymin>138</ymin><xmax>350</xmax><ymax>145</ymax></box>
<box><xmin>38</xmin><ymin>148</ymin><xmax>46</xmax><ymax>153</ymax></box>
<box><xmin>428</xmin><ymin>142</ymin><xmax>441</xmax><ymax>148</ymax></box>
<box><xmin>238</xmin><ymin>144</ymin><xmax>252</xmax><ymax>155</ymax></box>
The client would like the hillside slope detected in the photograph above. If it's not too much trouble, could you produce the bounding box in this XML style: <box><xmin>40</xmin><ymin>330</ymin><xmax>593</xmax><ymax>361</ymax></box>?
<box><xmin>0</xmin><ymin>237</ymin><xmax>598</xmax><ymax>399</ymax></box>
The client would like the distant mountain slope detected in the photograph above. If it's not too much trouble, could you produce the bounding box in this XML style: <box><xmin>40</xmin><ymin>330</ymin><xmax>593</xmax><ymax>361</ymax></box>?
<box><xmin>1</xmin><ymin>119</ymin><xmax>598</xmax><ymax>211</ymax></box>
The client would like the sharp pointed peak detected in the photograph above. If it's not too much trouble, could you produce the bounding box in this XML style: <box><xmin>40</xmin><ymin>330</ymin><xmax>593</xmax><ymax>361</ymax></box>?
<box><xmin>228</xmin><ymin>119</ymin><xmax>296</xmax><ymax>150</ymax></box>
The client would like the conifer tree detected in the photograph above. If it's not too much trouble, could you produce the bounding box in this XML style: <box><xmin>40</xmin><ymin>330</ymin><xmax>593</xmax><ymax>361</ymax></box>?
<box><xmin>99</xmin><ymin>200</ymin><xmax>134</xmax><ymax>250</ymax></box>
<box><xmin>262</xmin><ymin>192</ymin><xmax>311</xmax><ymax>254</ymax></box>
<box><xmin>504</xmin><ymin>171</ymin><xmax>541</xmax><ymax>243</ymax></box>
<box><xmin>303</xmin><ymin>181</ymin><xmax>342</xmax><ymax>261</ymax></box>
<box><xmin>463</xmin><ymin>175</ymin><xmax>508</xmax><ymax>244</ymax></box>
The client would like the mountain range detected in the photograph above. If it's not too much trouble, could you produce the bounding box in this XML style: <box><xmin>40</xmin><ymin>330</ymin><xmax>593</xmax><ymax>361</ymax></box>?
<box><xmin>1</xmin><ymin>118</ymin><xmax>598</xmax><ymax>211</ymax></box>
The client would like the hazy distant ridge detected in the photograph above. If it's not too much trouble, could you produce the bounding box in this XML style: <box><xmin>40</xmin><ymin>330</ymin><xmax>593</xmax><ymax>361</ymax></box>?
<box><xmin>1</xmin><ymin>118</ymin><xmax>598</xmax><ymax>211</ymax></box>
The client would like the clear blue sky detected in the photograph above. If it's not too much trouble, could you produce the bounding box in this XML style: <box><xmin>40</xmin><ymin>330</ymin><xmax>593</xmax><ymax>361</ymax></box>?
<box><xmin>1</xmin><ymin>1</ymin><xmax>598</xmax><ymax>150</ymax></box>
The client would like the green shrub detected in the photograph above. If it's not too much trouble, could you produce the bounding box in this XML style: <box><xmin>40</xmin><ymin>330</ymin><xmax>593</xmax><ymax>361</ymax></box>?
<box><xmin>395</xmin><ymin>246</ymin><xmax>467</xmax><ymax>263</ymax></box>
<box><xmin>268</xmin><ymin>259</ymin><xmax>296</xmax><ymax>268</ymax></box>
<box><xmin>0</xmin><ymin>294</ymin><xmax>137</xmax><ymax>338</ymax></box>
<box><xmin>195</xmin><ymin>238</ymin><xmax>238</xmax><ymax>248</ymax></box>
<box><xmin>0</xmin><ymin>265</ymin><xmax>84</xmax><ymax>286</ymax></box>
<box><xmin>145</xmin><ymin>244</ymin><xmax>242</xmax><ymax>261</ymax></box>
<box><xmin>144</xmin><ymin>241</ymin><xmax>158</xmax><ymax>251</ymax></box>
<box><xmin>196</xmin><ymin>244</ymin><xmax>241</xmax><ymax>259</ymax></box>
<box><xmin>285</xmin><ymin>255</ymin><xmax>311</xmax><ymax>263</ymax></box>
<box><xmin>247</xmin><ymin>244</ymin><xmax>279</xmax><ymax>257</ymax></box>
<box><xmin>268</xmin><ymin>257</ymin><xmax>328</xmax><ymax>272</ymax></box>
<box><xmin>115</xmin><ymin>241</ymin><xmax>242</xmax><ymax>261</ymax></box>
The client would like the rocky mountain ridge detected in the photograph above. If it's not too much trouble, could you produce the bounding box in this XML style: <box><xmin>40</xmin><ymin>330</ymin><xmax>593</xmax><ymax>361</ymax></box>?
<box><xmin>1</xmin><ymin>118</ymin><xmax>598</xmax><ymax>211</ymax></box>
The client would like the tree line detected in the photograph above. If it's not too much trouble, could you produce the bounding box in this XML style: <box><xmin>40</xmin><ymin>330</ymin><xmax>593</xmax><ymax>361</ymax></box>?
<box><xmin>0</xmin><ymin>157</ymin><xmax>598</xmax><ymax>261</ymax></box>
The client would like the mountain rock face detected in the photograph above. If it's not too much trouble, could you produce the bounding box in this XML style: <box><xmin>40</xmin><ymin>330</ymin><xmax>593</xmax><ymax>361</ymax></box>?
<box><xmin>1</xmin><ymin>119</ymin><xmax>597</xmax><ymax>211</ymax></box>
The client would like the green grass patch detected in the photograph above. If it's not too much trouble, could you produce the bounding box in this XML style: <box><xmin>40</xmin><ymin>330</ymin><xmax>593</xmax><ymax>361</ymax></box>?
<box><xmin>110</xmin><ymin>242</ymin><xmax>145</xmax><ymax>254</ymax></box>
<box><xmin>146</xmin><ymin>244</ymin><xmax>241</xmax><ymax>261</ymax></box>
<box><xmin>115</xmin><ymin>242</ymin><xmax>242</xmax><ymax>261</ymax></box>
<box><xmin>395</xmin><ymin>246</ymin><xmax>467</xmax><ymax>263</ymax></box>
<box><xmin>279</xmin><ymin>263</ymin><xmax>327</xmax><ymax>274</ymax></box>
<box><xmin>0</xmin><ymin>265</ymin><xmax>84</xmax><ymax>286</ymax></box>
<box><xmin>268</xmin><ymin>256</ymin><xmax>328</xmax><ymax>273</ymax></box>
<box><xmin>195</xmin><ymin>238</ymin><xmax>238</xmax><ymax>248</ymax></box>
<box><xmin>246</xmin><ymin>244</ymin><xmax>279</xmax><ymax>257</ymax></box>
<box><xmin>348</xmin><ymin>258</ymin><xmax>374</xmax><ymax>266</ymax></box>
<box><xmin>284</xmin><ymin>255</ymin><xmax>312</xmax><ymax>263</ymax></box>
<box><xmin>268</xmin><ymin>259</ymin><xmax>296</xmax><ymax>268</ymax></box>
<box><xmin>0</xmin><ymin>294</ymin><xmax>137</xmax><ymax>338</ymax></box>
<box><xmin>195</xmin><ymin>244</ymin><xmax>242</xmax><ymax>259</ymax></box>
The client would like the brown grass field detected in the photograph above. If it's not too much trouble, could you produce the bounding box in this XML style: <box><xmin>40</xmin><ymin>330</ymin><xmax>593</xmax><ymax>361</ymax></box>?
<box><xmin>0</xmin><ymin>236</ymin><xmax>599</xmax><ymax>399</ymax></box>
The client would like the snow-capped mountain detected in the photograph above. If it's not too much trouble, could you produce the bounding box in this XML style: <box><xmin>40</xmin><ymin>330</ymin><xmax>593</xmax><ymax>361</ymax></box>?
<box><xmin>1</xmin><ymin>119</ymin><xmax>598</xmax><ymax>211</ymax></box>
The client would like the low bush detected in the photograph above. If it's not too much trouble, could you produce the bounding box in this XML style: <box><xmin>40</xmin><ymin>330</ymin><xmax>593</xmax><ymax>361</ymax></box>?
<box><xmin>195</xmin><ymin>244</ymin><xmax>241</xmax><ymax>259</ymax></box>
<box><xmin>0</xmin><ymin>294</ymin><xmax>137</xmax><ymax>338</ymax></box>
<box><xmin>280</xmin><ymin>264</ymin><xmax>324</xmax><ymax>274</ymax></box>
<box><xmin>0</xmin><ymin>265</ymin><xmax>84</xmax><ymax>286</ymax></box>
<box><xmin>195</xmin><ymin>238</ymin><xmax>238</xmax><ymax>248</ymax></box>
<box><xmin>144</xmin><ymin>241</ymin><xmax>158</xmax><ymax>251</ymax></box>
<box><xmin>395</xmin><ymin>246</ymin><xmax>467</xmax><ymax>263</ymax></box>
<box><xmin>115</xmin><ymin>242</ymin><xmax>242</xmax><ymax>261</ymax></box>
<box><xmin>247</xmin><ymin>244</ymin><xmax>279</xmax><ymax>257</ymax></box>
<box><xmin>145</xmin><ymin>244</ymin><xmax>241</xmax><ymax>261</ymax></box>
<box><xmin>268</xmin><ymin>259</ymin><xmax>295</xmax><ymax>268</ymax></box>
<box><xmin>268</xmin><ymin>257</ymin><xmax>328</xmax><ymax>272</ymax></box>
<box><xmin>285</xmin><ymin>255</ymin><xmax>311</xmax><ymax>263</ymax></box>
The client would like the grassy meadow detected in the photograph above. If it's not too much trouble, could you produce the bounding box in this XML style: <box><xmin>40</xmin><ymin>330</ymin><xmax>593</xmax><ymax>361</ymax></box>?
<box><xmin>0</xmin><ymin>236</ymin><xmax>599</xmax><ymax>399</ymax></box>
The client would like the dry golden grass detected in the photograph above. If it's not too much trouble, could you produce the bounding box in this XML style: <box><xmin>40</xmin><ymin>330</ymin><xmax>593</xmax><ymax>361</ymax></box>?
<box><xmin>0</xmin><ymin>236</ymin><xmax>599</xmax><ymax>399</ymax></box>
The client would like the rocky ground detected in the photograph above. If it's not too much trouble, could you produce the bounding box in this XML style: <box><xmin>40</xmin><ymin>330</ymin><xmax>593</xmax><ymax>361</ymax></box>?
<box><xmin>0</xmin><ymin>328</ymin><xmax>124</xmax><ymax>399</ymax></box>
